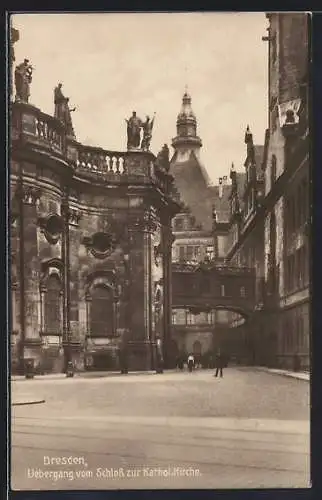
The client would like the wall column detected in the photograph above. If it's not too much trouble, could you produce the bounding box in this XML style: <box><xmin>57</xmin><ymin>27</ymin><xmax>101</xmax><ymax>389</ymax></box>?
<box><xmin>162</xmin><ymin>223</ymin><xmax>175</xmax><ymax>368</ymax></box>
<box><xmin>18</xmin><ymin>182</ymin><xmax>42</xmax><ymax>370</ymax></box>
<box><xmin>125</xmin><ymin>211</ymin><xmax>155</xmax><ymax>370</ymax></box>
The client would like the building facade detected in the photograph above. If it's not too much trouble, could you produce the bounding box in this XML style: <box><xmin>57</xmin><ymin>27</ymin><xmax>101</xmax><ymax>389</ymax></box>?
<box><xmin>10</xmin><ymin>28</ymin><xmax>180</xmax><ymax>374</ymax></box>
<box><xmin>221</xmin><ymin>13</ymin><xmax>310</xmax><ymax>370</ymax></box>
<box><xmin>262</xmin><ymin>13</ymin><xmax>310</xmax><ymax>369</ymax></box>
<box><xmin>170</xmin><ymin>93</ymin><xmax>242</xmax><ymax>361</ymax></box>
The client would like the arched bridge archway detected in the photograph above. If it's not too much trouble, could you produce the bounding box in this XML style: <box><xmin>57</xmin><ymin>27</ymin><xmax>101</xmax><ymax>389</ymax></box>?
<box><xmin>172</xmin><ymin>262</ymin><xmax>256</xmax><ymax>323</ymax></box>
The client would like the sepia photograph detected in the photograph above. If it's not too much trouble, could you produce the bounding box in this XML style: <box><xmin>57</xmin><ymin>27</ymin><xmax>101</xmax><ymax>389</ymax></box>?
<box><xmin>9</xmin><ymin>11</ymin><xmax>310</xmax><ymax>490</ymax></box>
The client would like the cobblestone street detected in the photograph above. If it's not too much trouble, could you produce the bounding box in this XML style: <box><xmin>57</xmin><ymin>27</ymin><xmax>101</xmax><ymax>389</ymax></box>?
<box><xmin>11</xmin><ymin>368</ymin><xmax>310</xmax><ymax>490</ymax></box>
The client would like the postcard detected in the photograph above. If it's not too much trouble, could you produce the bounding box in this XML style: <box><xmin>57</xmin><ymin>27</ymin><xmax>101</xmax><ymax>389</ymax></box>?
<box><xmin>9</xmin><ymin>11</ymin><xmax>310</xmax><ymax>490</ymax></box>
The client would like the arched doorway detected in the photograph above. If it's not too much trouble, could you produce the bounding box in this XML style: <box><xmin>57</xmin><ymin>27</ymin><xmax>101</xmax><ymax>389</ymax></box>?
<box><xmin>44</xmin><ymin>274</ymin><xmax>62</xmax><ymax>334</ymax></box>
<box><xmin>193</xmin><ymin>340</ymin><xmax>202</xmax><ymax>355</ymax></box>
<box><xmin>193</xmin><ymin>340</ymin><xmax>202</xmax><ymax>367</ymax></box>
<box><xmin>90</xmin><ymin>284</ymin><xmax>114</xmax><ymax>338</ymax></box>
<box><xmin>87</xmin><ymin>282</ymin><xmax>116</xmax><ymax>371</ymax></box>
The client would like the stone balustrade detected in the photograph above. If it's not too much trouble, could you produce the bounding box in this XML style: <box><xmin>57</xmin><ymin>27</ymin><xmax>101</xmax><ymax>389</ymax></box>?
<box><xmin>11</xmin><ymin>102</ymin><xmax>65</xmax><ymax>156</ymax></box>
<box><xmin>11</xmin><ymin>101</ymin><xmax>176</xmax><ymax>197</ymax></box>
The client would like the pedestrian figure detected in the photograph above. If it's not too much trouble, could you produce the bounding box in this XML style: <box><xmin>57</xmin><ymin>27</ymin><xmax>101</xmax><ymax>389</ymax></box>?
<box><xmin>214</xmin><ymin>348</ymin><xmax>224</xmax><ymax>378</ymax></box>
<box><xmin>177</xmin><ymin>354</ymin><xmax>184</xmax><ymax>370</ymax></box>
<box><xmin>187</xmin><ymin>353</ymin><xmax>195</xmax><ymax>373</ymax></box>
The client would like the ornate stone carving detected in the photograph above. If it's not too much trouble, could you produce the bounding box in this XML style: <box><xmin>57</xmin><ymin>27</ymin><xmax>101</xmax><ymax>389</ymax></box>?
<box><xmin>67</xmin><ymin>208</ymin><xmax>82</xmax><ymax>227</ymax></box>
<box><xmin>37</xmin><ymin>214</ymin><xmax>63</xmax><ymax>244</ymax></box>
<box><xmin>82</xmin><ymin>231</ymin><xmax>116</xmax><ymax>259</ymax></box>
<box><xmin>19</xmin><ymin>186</ymin><xmax>41</xmax><ymax>205</ymax></box>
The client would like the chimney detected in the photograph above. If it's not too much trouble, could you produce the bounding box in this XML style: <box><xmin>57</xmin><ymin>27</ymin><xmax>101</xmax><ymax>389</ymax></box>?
<box><xmin>218</xmin><ymin>177</ymin><xmax>223</xmax><ymax>198</ymax></box>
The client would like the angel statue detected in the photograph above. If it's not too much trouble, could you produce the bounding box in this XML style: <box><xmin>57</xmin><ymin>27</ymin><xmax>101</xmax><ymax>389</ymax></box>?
<box><xmin>141</xmin><ymin>113</ymin><xmax>156</xmax><ymax>151</ymax></box>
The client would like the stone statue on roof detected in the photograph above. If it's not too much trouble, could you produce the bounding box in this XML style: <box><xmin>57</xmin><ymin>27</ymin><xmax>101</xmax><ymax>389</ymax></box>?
<box><xmin>141</xmin><ymin>113</ymin><xmax>156</xmax><ymax>151</ymax></box>
<box><xmin>54</xmin><ymin>83</ymin><xmax>76</xmax><ymax>138</ymax></box>
<box><xmin>125</xmin><ymin>111</ymin><xmax>142</xmax><ymax>150</ymax></box>
<box><xmin>15</xmin><ymin>58</ymin><xmax>33</xmax><ymax>103</ymax></box>
<box><xmin>156</xmin><ymin>144</ymin><xmax>170</xmax><ymax>172</ymax></box>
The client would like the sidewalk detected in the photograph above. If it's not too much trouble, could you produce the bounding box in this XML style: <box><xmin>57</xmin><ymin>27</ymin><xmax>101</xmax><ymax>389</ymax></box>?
<box><xmin>11</xmin><ymin>384</ymin><xmax>46</xmax><ymax>406</ymax></box>
<box><xmin>252</xmin><ymin>366</ymin><xmax>310</xmax><ymax>381</ymax></box>
<box><xmin>10</xmin><ymin>370</ymin><xmax>159</xmax><ymax>382</ymax></box>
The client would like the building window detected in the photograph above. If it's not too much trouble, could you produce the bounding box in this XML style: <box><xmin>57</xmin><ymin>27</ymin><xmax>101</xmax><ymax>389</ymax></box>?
<box><xmin>186</xmin><ymin>311</ymin><xmax>195</xmax><ymax>325</ymax></box>
<box><xmin>240</xmin><ymin>286</ymin><xmax>246</xmax><ymax>298</ymax></box>
<box><xmin>186</xmin><ymin>246</ymin><xmax>194</xmax><ymax>261</ymax></box>
<box><xmin>193</xmin><ymin>246</ymin><xmax>200</xmax><ymax>261</ymax></box>
<box><xmin>303</xmin><ymin>243</ymin><xmax>309</xmax><ymax>285</ymax></box>
<box><xmin>44</xmin><ymin>274</ymin><xmax>62</xmax><ymax>334</ymax></box>
<box><xmin>206</xmin><ymin>246</ymin><xmax>214</xmax><ymax>260</ymax></box>
<box><xmin>90</xmin><ymin>285</ymin><xmax>114</xmax><ymax>337</ymax></box>
<box><xmin>271</xmin><ymin>33</ymin><xmax>277</xmax><ymax>63</ymax></box>
<box><xmin>207</xmin><ymin>311</ymin><xmax>214</xmax><ymax>324</ymax></box>
<box><xmin>297</xmin><ymin>184</ymin><xmax>302</xmax><ymax>229</ymax></box>
<box><xmin>221</xmin><ymin>284</ymin><xmax>225</xmax><ymax>297</ymax></box>
<box><xmin>174</xmin><ymin>218</ymin><xmax>184</xmax><ymax>231</ymax></box>
<box><xmin>193</xmin><ymin>341</ymin><xmax>202</xmax><ymax>356</ymax></box>
<box><xmin>172</xmin><ymin>310</ymin><xmax>177</xmax><ymax>325</ymax></box>
<box><xmin>178</xmin><ymin>246</ymin><xmax>185</xmax><ymax>262</ymax></box>
<box><xmin>271</xmin><ymin>155</ymin><xmax>277</xmax><ymax>187</ymax></box>
<box><xmin>302</xmin><ymin>178</ymin><xmax>308</xmax><ymax>224</ymax></box>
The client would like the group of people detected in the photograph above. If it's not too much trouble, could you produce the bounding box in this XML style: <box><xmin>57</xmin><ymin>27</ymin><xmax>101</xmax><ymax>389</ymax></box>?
<box><xmin>177</xmin><ymin>349</ymin><xmax>226</xmax><ymax>377</ymax></box>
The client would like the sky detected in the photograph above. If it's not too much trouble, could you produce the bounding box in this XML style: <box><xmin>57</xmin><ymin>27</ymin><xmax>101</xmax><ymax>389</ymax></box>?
<box><xmin>12</xmin><ymin>12</ymin><xmax>268</xmax><ymax>184</ymax></box>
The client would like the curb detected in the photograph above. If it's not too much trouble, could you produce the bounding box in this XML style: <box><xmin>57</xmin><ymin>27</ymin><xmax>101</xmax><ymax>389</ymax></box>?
<box><xmin>12</xmin><ymin>399</ymin><xmax>46</xmax><ymax>406</ymax></box>
<box><xmin>11</xmin><ymin>370</ymin><xmax>174</xmax><ymax>382</ymax></box>
<box><xmin>251</xmin><ymin>366</ymin><xmax>309</xmax><ymax>381</ymax></box>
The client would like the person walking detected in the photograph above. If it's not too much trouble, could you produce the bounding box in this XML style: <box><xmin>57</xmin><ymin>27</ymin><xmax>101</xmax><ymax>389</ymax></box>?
<box><xmin>187</xmin><ymin>353</ymin><xmax>195</xmax><ymax>373</ymax></box>
<box><xmin>214</xmin><ymin>348</ymin><xmax>224</xmax><ymax>378</ymax></box>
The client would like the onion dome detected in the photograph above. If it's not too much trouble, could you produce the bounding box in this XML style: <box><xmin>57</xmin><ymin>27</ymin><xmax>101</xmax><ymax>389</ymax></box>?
<box><xmin>177</xmin><ymin>92</ymin><xmax>196</xmax><ymax>125</ymax></box>
<box><xmin>172</xmin><ymin>91</ymin><xmax>202</xmax><ymax>150</ymax></box>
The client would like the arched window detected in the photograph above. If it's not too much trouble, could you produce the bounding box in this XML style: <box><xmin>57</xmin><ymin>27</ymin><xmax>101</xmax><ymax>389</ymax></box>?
<box><xmin>44</xmin><ymin>274</ymin><xmax>62</xmax><ymax>334</ymax></box>
<box><xmin>90</xmin><ymin>285</ymin><xmax>114</xmax><ymax>337</ymax></box>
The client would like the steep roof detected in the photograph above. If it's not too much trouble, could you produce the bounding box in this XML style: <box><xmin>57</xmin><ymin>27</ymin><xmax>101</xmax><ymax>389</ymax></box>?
<box><xmin>208</xmin><ymin>184</ymin><xmax>231</xmax><ymax>223</ymax></box>
<box><xmin>170</xmin><ymin>151</ymin><xmax>214</xmax><ymax>231</ymax></box>
<box><xmin>236</xmin><ymin>172</ymin><xmax>247</xmax><ymax>212</ymax></box>
<box><xmin>254</xmin><ymin>145</ymin><xmax>264</xmax><ymax>170</ymax></box>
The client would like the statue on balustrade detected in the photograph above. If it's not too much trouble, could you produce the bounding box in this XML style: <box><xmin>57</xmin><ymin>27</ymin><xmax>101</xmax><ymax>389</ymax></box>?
<box><xmin>140</xmin><ymin>113</ymin><xmax>156</xmax><ymax>151</ymax></box>
<box><xmin>54</xmin><ymin>83</ymin><xmax>76</xmax><ymax>138</ymax></box>
<box><xmin>125</xmin><ymin>111</ymin><xmax>143</xmax><ymax>150</ymax></box>
<box><xmin>14</xmin><ymin>58</ymin><xmax>33</xmax><ymax>103</ymax></box>
<box><xmin>156</xmin><ymin>143</ymin><xmax>170</xmax><ymax>172</ymax></box>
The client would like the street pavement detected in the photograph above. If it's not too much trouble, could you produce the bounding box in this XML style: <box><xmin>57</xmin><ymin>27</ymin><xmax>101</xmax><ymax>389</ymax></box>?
<box><xmin>11</xmin><ymin>368</ymin><xmax>310</xmax><ymax>490</ymax></box>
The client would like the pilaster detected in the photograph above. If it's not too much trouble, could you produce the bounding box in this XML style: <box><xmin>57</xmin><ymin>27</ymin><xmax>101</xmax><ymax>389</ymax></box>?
<box><xmin>18</xmin><ymin>183</ymin><xmax>42</xmax><ymax>366</ymax></box>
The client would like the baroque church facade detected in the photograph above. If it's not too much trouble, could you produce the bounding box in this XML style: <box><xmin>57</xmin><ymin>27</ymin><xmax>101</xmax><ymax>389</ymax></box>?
<box><xmin>10</xmin><ymin>26</ymin><xmax>180</xmax><ymax>374</ymax></box>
